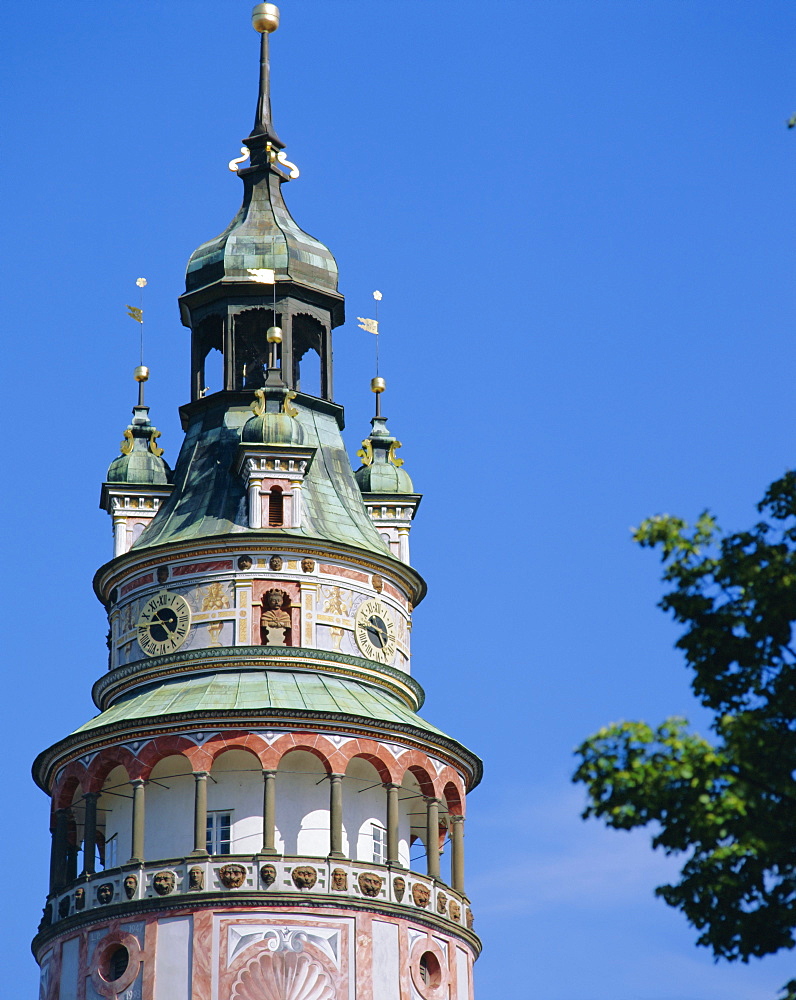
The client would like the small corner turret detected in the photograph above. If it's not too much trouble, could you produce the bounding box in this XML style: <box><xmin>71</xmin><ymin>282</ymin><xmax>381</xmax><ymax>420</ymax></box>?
<box><xmin>99</xmin><ymin>366</ymin><xmax>173</xmax><ymax>557</ymax></box>
<box><xmin>354</xmin><ymin>377</ymin><xmax>422</xmax><ymax>564</ymax></box>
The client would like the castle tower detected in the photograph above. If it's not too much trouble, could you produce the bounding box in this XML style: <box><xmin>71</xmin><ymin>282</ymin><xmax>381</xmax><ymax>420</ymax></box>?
<box><xmin>32</xmin><ymin>7</ymin><xmax>481</xmax><ymax>999</ymax></box>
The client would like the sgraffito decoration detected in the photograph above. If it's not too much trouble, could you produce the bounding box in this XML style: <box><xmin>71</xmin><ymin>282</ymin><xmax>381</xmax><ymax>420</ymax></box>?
<box><xmin>231</xmin><ymin>951</ymin><xmax>335</xmax><ymax>1000</ymax></box>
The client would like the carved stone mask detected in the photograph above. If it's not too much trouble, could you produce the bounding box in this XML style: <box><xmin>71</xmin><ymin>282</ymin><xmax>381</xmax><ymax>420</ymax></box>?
<box><xmin>238</xmin><ymin>555</ymin><xmax>253</xmax><ymax>570</ymax></box>
<box><xmin>96</xmin><ymin>883</ymin><xmax>114</xmax><ymax>905</ymax></box>
<box><xmin>291</xmin><ymin>865</ymin><xmax>318</xmax><ymax>890</ymax></box>
<box><xmin>301</xmin><ymin>558</ymin><xmax>315</xmax><ymax>573</ymax></box>
<box><xmin>331</xmin><ymin>868</ymin><xmax>348</xmax><ymax>891</ymax></box>
<box><xmin>260</xmin><ymin>864</ymin><xmax>277</xmax><ymax>887</ymax></box>
<box><xmin>188</xmin><ymin>866</ymin><xmax>204</xmax><ymax>890</ymax></box>
<box><xmin>358</xmin><ymin>872</ymin><xmax>383</xmax><ymax>898</ymax></box>
<box><xmin>74</xmin><ymin>887</ymin><xmax>85</xmax><ymax>911</ymax></box>
<box><xmin>392</xmin><ymin>876</ymin><xmax>406</xmax><ymax>902</ymax></box>
<box><xmin>123</xmin><ymin>875</ymin><xmax>138</xmax><ymax>899</ymax></box>
<box><xmin>269</xmin><ymin>555</ymin><xmax>283</xmax><ymax>571</ymax></box>
<box><xmin>411</xmin><ymin>883</ymin><xmax>430</xmax><ymax>908</ymax></box>
<box><xmin>152</xmin><ymin>871</ymin><xmax>175</xmax><ymax>896</ymax></box>
<box><xmin>219</xmin><ymin>864</ymin><xmax>247</xmax><ymax>889</ymax></box>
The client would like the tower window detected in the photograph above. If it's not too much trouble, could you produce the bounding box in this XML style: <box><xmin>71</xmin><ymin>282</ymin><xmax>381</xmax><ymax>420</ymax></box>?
<box><xmin>372</xmin><ymin>823</ymin><xmax>386</xmax><ymax>864</ymax></box>
<box><xmin>268</xmin><ymin>487</ymin><xmax>284</xmax><ymax>526</ymax></box>
<box><xmin>102</xmin><ymin>945</ymin><xmax>129</xmax><ymax>983</ymax></box>
<box><xmin>418</xmin><ymin>951</ymin><xmax>441</xmax><ymax>988</ymax></box>
<box><xmin>206</xmin><ymin>812</ymin><xmax>232</xmax><ymax>855</ymax></box>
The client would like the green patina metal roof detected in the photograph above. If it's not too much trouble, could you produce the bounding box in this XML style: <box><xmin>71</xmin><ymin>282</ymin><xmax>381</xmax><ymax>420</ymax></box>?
<box><xmin>354</xmin><ymin>415</ymin><xmax>415</xmax><ymax>494</ymax></box>
<box><xmin>107</xmin><ymin>404</ymin><xmax>171</xmax><ymax>486</ymax></box>
<box><xmin>186</xmin><ymin>165</ymin><xmax>338</xmax><ymax>296</ymax></box>
<box><xmin>73</xmin><ymin>671</ymin><xmax>448</xmax><ymax>738</ymax></box>
<box><xmin>135</xmin><ymin>396</ymin><xmax>389</xmax><ymax>555</ymax></box>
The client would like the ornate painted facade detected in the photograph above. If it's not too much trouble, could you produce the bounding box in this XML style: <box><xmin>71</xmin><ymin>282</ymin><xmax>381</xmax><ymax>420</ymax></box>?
<box><xmin>32</xmin><ymin>6</ymin><xmax>481</xmax><ymax>999</ymax></box>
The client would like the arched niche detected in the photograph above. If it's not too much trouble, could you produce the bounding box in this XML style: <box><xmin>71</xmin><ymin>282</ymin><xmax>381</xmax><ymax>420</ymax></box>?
<box><xmin>97</xmin><ymin>765</ymin><xmax>132</xmax><ymax>869</ymax></box>
<box><xmin>208</xmin><ymin>748</ymin><xmax>263</xmax><ymax>856</ymax></box>
<box><xmin>145</xmin><ymin>755</ymin><xmax>194</xmax><ymax>861</ymax></box>
<box><xmin>276</xmin><ymin>749</ymin><xmax>330</xmax><ymax>858</ymax></box>
<box><xmin>233</xmin><ymin>308</ymin><xmax>279</xmax><ymax>390</ymax></box>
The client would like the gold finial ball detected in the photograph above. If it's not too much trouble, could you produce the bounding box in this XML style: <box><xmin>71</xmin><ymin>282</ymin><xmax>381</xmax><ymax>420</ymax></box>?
<box><xmin>267</xmin><ymin>326</ymin><xmax>283</xmax><ymax>344</ymax></box>
<box><xmin>371</xmin><ymin>377</ymin><xmax>386</xmax><ymax>394</ymax></box>
<box><xmin>252</xmin><ymin>3</ymin><xmax>280</xmax><ymax>32</ymax></box>
<box><xmin>133</xmin><ymin>365</ymin><xmax>150</xmax><ymax>383</ymax></box>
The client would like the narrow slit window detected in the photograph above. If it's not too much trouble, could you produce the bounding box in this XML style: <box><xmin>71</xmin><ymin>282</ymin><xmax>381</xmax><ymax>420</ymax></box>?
<box><xmin>269</xmin><ymin>487</ymin><xmax>284</xmax><ymax>527</ymax></box>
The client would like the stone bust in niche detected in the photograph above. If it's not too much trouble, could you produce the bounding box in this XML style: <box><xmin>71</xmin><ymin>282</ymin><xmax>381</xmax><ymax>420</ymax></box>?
<box><xmin>261</xmin><ymin>589</ymin><xmax>291</xmax><ymax>646</ymax></box>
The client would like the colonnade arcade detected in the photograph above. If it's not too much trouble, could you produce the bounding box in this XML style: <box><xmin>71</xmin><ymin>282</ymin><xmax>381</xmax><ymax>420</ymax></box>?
<box><xmin>49</xmin><ymin>732</ymin><xmax>467</xmax><ymax>900</ymax></box>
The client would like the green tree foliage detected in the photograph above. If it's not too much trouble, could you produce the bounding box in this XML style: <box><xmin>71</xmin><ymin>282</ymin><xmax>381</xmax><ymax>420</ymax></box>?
<box><xmin>574</xmin><ymin>473</ymin><xmax>796</xmax><ymax>972</ymax></box>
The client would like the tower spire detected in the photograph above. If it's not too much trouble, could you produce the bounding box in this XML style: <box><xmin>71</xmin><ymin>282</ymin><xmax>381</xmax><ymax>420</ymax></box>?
<box><xmin>251</xmin><ymin>3</ymin><xmax>283</xmax><ymax>147</ymax></box>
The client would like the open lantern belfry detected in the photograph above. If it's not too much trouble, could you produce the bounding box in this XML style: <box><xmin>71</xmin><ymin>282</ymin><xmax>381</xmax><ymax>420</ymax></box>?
<box><xmin>32</xmin><ymin>6</ymin><xmax>482</xmax><ymax>999</ymax></box>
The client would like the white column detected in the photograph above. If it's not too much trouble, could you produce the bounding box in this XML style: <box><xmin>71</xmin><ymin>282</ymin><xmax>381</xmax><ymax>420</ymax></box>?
<box><xmin>289</xmin><ymin>478</ymin><xmax>303</xmax><ymax>528</ymax></box>
<box><xmin>397</xmin><ymin>526</ymin><xmax>410</xmax><ymax>563</ymax></box>
<box><xmin>113</xmin><ymin>516</ymin><xmax>128</xmax><ymax>557</ymax></box>
<box><xmin>248</xmin><ymin>478</ymin><xmax>263</xmax><ymax>529</ymax></box>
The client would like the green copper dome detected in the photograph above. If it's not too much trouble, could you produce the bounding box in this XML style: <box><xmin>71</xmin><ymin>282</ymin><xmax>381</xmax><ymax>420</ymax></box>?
<box><xmin>241</xmin><ymin>382</ymin><xmax>305</xmax><ymax>445</ymax></box>
<box><xmin>107</xmin><ymin>405</ymin><xmax>171</xmax><ymax>486</ymax></box>
<box><xmin>354</xmin><ymin>416</ymin><xmax>414</xmax><ymax>494</ymax></box>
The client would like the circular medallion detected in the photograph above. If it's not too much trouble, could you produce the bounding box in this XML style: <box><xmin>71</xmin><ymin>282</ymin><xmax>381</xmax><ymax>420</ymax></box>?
<box><xmin>354</xmin><ymin>597</ymin><xmax>397</xmax><ymax>663</ymax></box>
<box><xmin>137</xmin><ymin>591</ymin><xmax>192</xmax><ymax>657</ymax></box>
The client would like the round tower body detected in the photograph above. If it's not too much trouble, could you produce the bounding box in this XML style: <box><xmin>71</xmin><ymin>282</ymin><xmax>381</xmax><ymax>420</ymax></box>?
<box><xmin>32</xmin><ymin>10</ymin><xmax>481</xmax><ymax>1000</ymax></box>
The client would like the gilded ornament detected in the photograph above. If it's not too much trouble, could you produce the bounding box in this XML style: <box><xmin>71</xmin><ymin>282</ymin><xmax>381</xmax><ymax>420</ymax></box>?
<box><xmin>219</xmin><ymin>864</ymin><xmax>247</xmax><ymax>889</ymax></box>
<box><xmin>283</xmin><ymin>391</ymin><xmax>299</xmax><ymax>417</ymax></box>
<box><xmin>356</xmin><ymin>438</ymin><xmax>374</xmax><ymax>467</ymax></box>
<box><xmin>208</xmin><ymin>621</ymin><xmax>224</xmax><ymax>647</ymax></box>
<box><xmin>228</xmin><ymin>146</ymin><xmax>251</xmax><ymax>173</ymax></box>
<box><xmin>149</xmin><ymin>429</ymin><xmax>164</xmax><ymax>458</ymax></box>
<box><xmin>291</xmin><ymin>865</ymin><xmax>317</xmax><ymax>890</ymax></box>
<box><xmin>358</xmin><ymin>872</ymin><xmax>382</xmax><ymax>898</ymax></box>
<box><xmin>152</xmin><ymin>871</ymin><xmax>175</xmax><ymax>896</ymax></box>
<box><xmin>120</xmin><ymin>429</ymin><xmax>134</xmax><ymax>456</ymax></box>
<box><xmin>251</xmin><ymin>389</ymin><xmax>267</xmax><ymax>418</ymax></box>
<box><xmin>387</xmin><ymin>440</ymin><xmax>404</xmax><ymax>468</ymax></box>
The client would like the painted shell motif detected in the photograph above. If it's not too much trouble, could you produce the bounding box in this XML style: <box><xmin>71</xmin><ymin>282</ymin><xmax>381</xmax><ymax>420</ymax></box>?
<box><xmin>231</xmin><ymin>951</ymin><xmax>336</xmax><ymax>1000</ymax></box>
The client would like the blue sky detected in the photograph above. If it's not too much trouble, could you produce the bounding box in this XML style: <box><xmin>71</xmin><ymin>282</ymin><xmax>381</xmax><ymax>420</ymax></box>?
<box><xmin>1</xmin><ymin>2</ymin><xmax>794</xmax><ymax>997</ymax></box>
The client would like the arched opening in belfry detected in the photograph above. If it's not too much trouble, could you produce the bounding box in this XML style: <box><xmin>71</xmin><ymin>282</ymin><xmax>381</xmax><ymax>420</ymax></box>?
<box><xmin>193</xmin><ymin>314</ymin><xmax>224</xmax><ymax>397</ymax></box>
<box><xmin>235</xmin><ymin>308</ymin><xmax>278</xmax><ymax>390</ymax></box>
<box><xmin>292</xmin><ymin>313</ymin><xmax>324</xmax><ymax>397</ymax></box>
<box><xmin>343</xmin><ymin>757</ymin><xmax>388</xmax><ymax>864</ymax></box>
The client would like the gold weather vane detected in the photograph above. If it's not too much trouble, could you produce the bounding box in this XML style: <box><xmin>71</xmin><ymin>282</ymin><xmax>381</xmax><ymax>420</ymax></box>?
<box><xmin>125</xmin><ymin>277</ymin><xmax>148</xmax><ymax>366</ymax></box>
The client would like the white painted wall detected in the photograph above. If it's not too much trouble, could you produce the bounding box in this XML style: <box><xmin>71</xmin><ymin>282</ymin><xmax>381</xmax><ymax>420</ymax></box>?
<box><xmin>154</xmin><ymin>917</ymin><xmax>192</xmax><ymax>1000</ymax></box>
<box><xmin>371</xmin><ymin>921</ymin><xmax>400</xmax><ymax>1000</ymax></box>
<box><xmin>99</xmin><ymin>766</ymin><xmax>132</xmax><ymax>865</ymax></box>
<box><xmin>456</xmin><ymin>947</ymin><xmax>470</xmax><ymax>1000</ymax></box>
<box><xmin>276</xmin><ymin>750</ymin><xmax>331</xmax><ymax>857</ymax></box>
<box><xmin>58</xmin><ymin>937</ymin><xmax>79</xmax><ymax>1000</ymax></box>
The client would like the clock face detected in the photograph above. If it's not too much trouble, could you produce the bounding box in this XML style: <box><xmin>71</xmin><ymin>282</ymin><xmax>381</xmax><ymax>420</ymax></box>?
<box><xmin>137</xmin><ymin>591</ymin><xmax>192</xmax><ymax>657</ymax></box>
<box><xmin>354</xmin><ymin>598</ymin><xmax>397</xmax><ymax>664</ymax></box>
